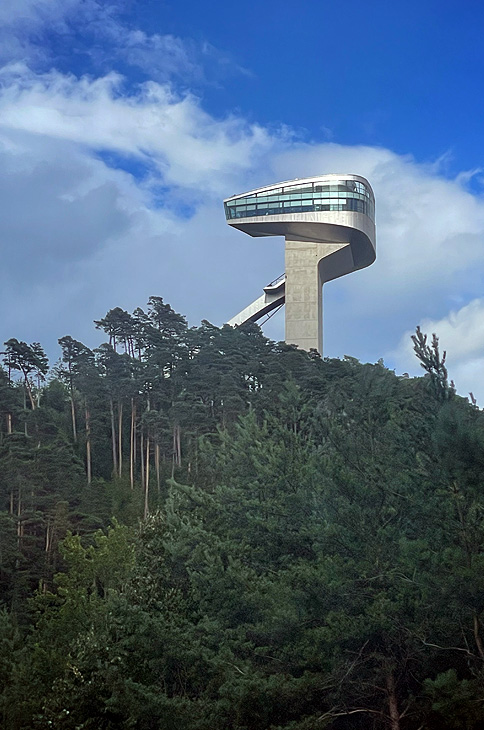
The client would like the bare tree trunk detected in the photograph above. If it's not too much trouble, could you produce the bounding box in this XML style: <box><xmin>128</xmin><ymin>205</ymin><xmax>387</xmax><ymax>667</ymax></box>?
<box><xmin>70</xmin><ymin>391</ymin><xmax>77</xmax><ymax>442</ymax></box>
<box><xmin>110</xmin><ymin>398</ymin><xmax>118</xmax><ymax>478</ymax></box>
<box><xmin>118</xmin><ymin>401</ymin><xmax>123</xmax><ymax>478</ymax></box>
<box><xmin>140</xmin><ymin>430</ymin><xmax>145</xmax><ymax>492</ymax></box>
<box><xmin>171</xmin><ymin>424</ymin><xmax>181</xmax><ymax>477</ymax></box>
<box><xmin>473</xmin><ymin>613</ymin><xmax>484</xmax><ymax>659</ymax></box>
<box><xmin>36</xmin><ymin>374</ymin><xmax>42</xmax><ymax>409</ymax></box>
<box><xmin>386</xmin><ymin>668</ymin><xmax>400</xmax><ymax>730</ymax></box>
<box><xmin>177</xmin><ymin>424</ymin><xmax>181</xmax><ymax>467</ymax></box>
<box><xmin>45</xmin><ymin>519</ymin><xmax>51</xmax><ymax>566</ymax></box>
<box><xmin>144</xmin><ymin>437</ymin><xmax>150</xmax><ymax>519</ymax></box>
<box><xmin>155</xmin><ymin>442</ymin><xmax>160</xmax><ymax>495</ymax></box>
<box><xmin>171</xmin><ymin>426</ymin><xmax>176</xmax><ymax>478</ymax></box>
<box><xmin>23</xmin><ymin>387</ymin><xmax>28</xmax><ymax>436</ymax></box>
<box><xmin>130</xmin><ymin>399</ymin><xmax>135</xmax><ymax>490</ymax></box>
<box><xmin>134</xmin><ymin>408</ymin><xmax>137</xmax><ymax>468</ymax></box>
<box><xmin>17</xmin><ymin>486</ymin><xmax>22</xmax><ymax>548</ymax></box>
<box><xmin>85</xmin><ymin>404</ymin><xmax>92</xmax><ymax>485</ymax></box>
<box><xmin>24</xmin><ymin>377</ymin><xmax>36</xmax><ymax>411</ymax></box>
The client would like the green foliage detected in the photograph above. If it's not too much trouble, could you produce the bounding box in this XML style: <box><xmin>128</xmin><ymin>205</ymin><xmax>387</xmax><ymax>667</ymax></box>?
<box><xmin>2</xmin><ymin>307</ymin><xmax>484</xmax><ymax>729</ymax></box>
<box><xmin>412</xmin><ymin>326</ymin><xmax>454</xmax><ymax>400</ymax></box>
<box><xmin>421</xmin><ymin>669</ymin><xmax>484</xmax><ymax>729</ymax></box>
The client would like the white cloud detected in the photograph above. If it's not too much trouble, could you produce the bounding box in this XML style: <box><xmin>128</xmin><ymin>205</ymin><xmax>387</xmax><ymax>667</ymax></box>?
<box><xmin>0</xmin><ymin>0</ymin><xmax>82</xmax><ymax>24</ymax></box>
<box><xmin>0</xmin><ymin>72</ymin><xmax>282</xmax><ymax>357</ymax></box>
<box><xmin>97</xmin><ymin>27</ymin><xmax>248</xmax><ymax>85</ymax></box>
<box><xmin>0</xmin><ymin>0</ymin><xmax>101</xmax><ymax>66</ymax></box>
<box><xmin>0</xmin><ymin>0</ymin><xmax>246</xmax><ymax>89</ymax></box>
<box><xmin>1</xmin><ymin>62</ymin><xmax>484</xmax><ymax>403</ymax></box>
<box><xmin>0</xmin><ymin>66</ymin><xmax>277</xmax><ymax>194</ymax></box>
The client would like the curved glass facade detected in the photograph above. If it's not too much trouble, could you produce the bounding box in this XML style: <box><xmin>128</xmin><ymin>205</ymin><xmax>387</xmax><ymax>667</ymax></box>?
<box><xmin>224</xmin><ymin>178</ymin><xmax>375</xmax><ymax>222</ymax></box>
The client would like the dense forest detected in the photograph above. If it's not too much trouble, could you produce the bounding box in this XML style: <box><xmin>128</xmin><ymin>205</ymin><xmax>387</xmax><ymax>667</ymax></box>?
<box><xmin>0</xmin><ymin>297</ymin><xmax>483</xmax><ymax>729</ymax></box>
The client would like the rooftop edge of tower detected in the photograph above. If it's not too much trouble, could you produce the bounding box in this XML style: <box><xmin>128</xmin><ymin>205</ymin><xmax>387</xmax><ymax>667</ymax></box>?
<box><xmin>223</xmin><ymin>173</ymin><xmax>374</xmax><ymax>204</ymax></box>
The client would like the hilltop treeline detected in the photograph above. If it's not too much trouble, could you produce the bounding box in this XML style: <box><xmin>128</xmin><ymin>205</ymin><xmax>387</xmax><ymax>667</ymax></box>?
<box><xmin>1</xmin><ymin>299</ymin><xmax>484</xmax><ymax>729</ymax></box>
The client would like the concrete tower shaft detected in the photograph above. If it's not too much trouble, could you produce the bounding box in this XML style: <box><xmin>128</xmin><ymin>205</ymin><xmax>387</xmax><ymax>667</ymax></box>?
<box><xmin>224</xmin><ymin>174</ymin><xmax>376</xmax><ymax>354</ymax></box>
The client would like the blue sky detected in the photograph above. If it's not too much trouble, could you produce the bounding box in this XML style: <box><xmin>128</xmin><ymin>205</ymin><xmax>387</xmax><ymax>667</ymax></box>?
<box><xmin>35</xmin><ymin>0</ymin><xmax>484</xmax><ymax>172</ymax></box>
<box><xmin>2</xmin><ymin>0</ymin><xmax>484</xmax><ymax>399</ymax></box>
<box><xmin>160</xmin><ymin>0</ymin><xmax>484</xmax><ymax>170</ymax></box>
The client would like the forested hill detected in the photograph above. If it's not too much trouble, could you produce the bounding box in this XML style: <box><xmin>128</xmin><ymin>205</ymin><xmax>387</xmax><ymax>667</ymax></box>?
<box><xmin>1</xmin><ymin>298</ymin><xmax>484</xmax><ymax>730</ymax></box>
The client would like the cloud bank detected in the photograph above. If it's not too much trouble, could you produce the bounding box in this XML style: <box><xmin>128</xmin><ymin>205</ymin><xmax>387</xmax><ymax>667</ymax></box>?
<box><xmin>2</xmin><ymin>0</ymin><xmax>484</xmax><ymax>401</ymax></box>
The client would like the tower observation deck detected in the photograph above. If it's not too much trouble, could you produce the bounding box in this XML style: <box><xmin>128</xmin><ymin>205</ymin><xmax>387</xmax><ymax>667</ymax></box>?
<box><xmin>224</xmin><ymin>174</ymin><xmax>376</xmax><ymax>354</ymax></box>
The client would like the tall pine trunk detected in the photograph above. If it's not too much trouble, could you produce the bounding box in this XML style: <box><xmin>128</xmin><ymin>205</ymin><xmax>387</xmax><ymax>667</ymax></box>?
<box><xmin>23</xmin><ymin>387</ymin><xmax>28</xmax><ymax>436</ymax></box>
<box><xmin>140</xmin><ymin>430</ymin><xmax>145</xmax><ymax>493</ymax></box>
<box><xmin>130</xmin><ymin>398</ymin><xmax>136</xmax><ymax>490</ymax></box>
<box><xmin>473</xmin><ymin>613</ymin><xmax>484</xmax><ymax>659</ymax></box>
<box><xmin>109</xmin><ymin>398</ymin><xmax>118</xmax><ymax>478</ymax></box>
<box><xmin>386</xmin><ymin>668</ymin><xmax>400</xmax><ymax>730</ymax></box>
<box><xmin>70</xmin><ymin>388</ymin><xmax>77</xmax><ymax>442</ymax></box>
<box><xmin>171</xmin><ymin>424</ymin><xmax>181</xmax><ymax>477</ymax></box>
<box><xmin>144</xmin><ymin>437</ymin><xmax>150</xmax><ymax>519</ymax></box>
<box><xmin>17</xmin><ymin>486</ymin><xmax>22</xmax><ymax>547</ymax></box>
<box><xmin>142</xmin><ymin>396</ymin><xmax>151</xmax><ymax>513</ymax></box>
<box><xmin>23</xmin><ymin>376</ymin><xmax>36</xmax><ymax>411</ymax></box>
<box><xmin>118</xmin><ymin>400</ymin><xmax>123</xmax><ymax>478</ymax></box>
<box><xmin>155</xmin><ymin>442</ymin><xmax>160</xmax><ymax>495</ymax></box>
<box><xmin>85</xmin><ymin>403</ymin><xmax>92</xmax><ymax>485</ymax></box>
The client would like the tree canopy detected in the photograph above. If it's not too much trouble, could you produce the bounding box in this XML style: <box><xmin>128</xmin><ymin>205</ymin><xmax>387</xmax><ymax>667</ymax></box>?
<box><xmin>0</xmin><ymin>297</ymin><xmax>483</xmax><ymax>729</ymax></box>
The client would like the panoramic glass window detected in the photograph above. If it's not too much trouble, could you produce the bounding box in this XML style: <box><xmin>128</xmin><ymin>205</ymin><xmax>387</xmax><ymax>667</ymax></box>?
<box><xmin>224</xmin><ymin>179</ymin><xmax>375</xmax><ymax>221</ymax></box>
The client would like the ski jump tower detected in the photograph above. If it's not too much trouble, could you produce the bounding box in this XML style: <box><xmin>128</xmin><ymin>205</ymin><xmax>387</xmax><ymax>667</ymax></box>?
<box><xmin>224</xmin><ymin>174</ymin><xmax>376</xmax><ymax>354</ymax></box>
